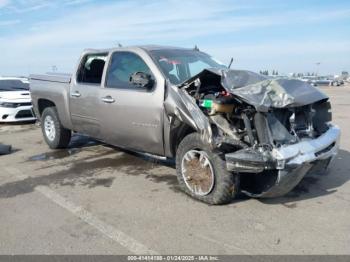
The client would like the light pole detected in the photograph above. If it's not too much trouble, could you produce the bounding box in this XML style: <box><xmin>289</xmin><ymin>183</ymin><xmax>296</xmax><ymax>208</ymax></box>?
<box><xmin>51</xmin><ymin>65</ymin><xmax>57</xmax><ymax>73</ymax></box>
<box><xmin>315</xmin><ymin>62</ymin><xmax>321</xmax><ymax>76</ymax></box>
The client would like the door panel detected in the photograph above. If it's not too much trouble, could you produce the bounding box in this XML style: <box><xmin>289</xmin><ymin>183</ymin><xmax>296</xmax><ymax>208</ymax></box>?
<box><xmin>98</xmin><ymin>88</ymin><xmax>163</xmax><ymax>154</ymax></box>
<box><xmin>70</xmin><ymin>84</ymin><xmax>101</xmax><ymax>138</ymax></box>
<box><xmin>70</xmin><ymin>53</ymin><xmax>108</xmax><ymax>138</ymax></box>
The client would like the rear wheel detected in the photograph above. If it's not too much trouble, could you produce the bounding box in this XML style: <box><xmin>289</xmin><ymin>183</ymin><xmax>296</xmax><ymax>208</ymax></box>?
<box><xmin>176</xmin><ymin>133</ymin><xmax>236</xmax><ymax>204</ymax></box>
<box><xmin>41</xmin><ymin>107</ymin><xmax>71</xmax><ymax>149</ymax></box>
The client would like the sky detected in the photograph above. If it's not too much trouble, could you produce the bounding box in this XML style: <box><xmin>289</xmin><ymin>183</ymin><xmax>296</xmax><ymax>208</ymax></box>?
<box><xmin>0</xmin><ymin>0</ymin><xmax>349</xmax><ymax>76</ymax></box>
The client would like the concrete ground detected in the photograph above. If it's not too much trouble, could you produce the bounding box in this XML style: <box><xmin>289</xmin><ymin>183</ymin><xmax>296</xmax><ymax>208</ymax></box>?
<box><xmin>0</xmin><ymin>85</ymin><xmax>349</xmax><ymax>255</ymax></box>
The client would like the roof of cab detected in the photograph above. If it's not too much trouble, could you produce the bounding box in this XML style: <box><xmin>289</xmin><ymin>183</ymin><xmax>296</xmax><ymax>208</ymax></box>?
<box><xmin>82</xmin><ymin>45</ymin><xmax>193</xmax><ymax>54</ymax></box>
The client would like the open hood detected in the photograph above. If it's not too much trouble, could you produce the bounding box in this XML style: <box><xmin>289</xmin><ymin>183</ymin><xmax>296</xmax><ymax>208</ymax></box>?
<box><xmin>179</xmin><ymin>68</ymin><xmax>329</xmax><ymax>112</ymax></box>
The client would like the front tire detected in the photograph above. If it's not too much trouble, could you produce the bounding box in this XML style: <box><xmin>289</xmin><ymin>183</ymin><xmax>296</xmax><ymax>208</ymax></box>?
<box><xmin>41</xmin><ymin>107</ymin><xmax>71</xmax><ymax>149</ymax></box>
<box><xmin>176</xmin><ymin>133</ymin><xmax>236</xmax><ymax>205</ymax></box>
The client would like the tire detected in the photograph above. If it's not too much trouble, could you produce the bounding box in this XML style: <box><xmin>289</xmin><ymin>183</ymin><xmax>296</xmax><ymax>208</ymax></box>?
<box><xmin>176</xmin><ymin>133</ymin><xmax>236</xmax><ymax>205</ymax></box>
<box><xmin>41</xmin><ymin>107</ymin><xmax>71</xmax><ymax>149</ymax></box>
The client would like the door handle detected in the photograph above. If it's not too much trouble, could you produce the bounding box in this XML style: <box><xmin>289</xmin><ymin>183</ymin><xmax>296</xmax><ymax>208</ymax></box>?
<box><xmin>101</xmin><ymin>96</ymin><xmax>115</xmax><ymax>103</ymax></box>
<box><xmin>71</xmin><ymin>91</ymin><xmax>81</xmax><ymax>97</ymax></box>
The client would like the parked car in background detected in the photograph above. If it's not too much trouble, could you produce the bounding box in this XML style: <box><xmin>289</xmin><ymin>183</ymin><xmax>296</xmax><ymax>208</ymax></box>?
<box><xmin>0</xmin><ymin>77</ymin><xmax>36</xmax><ymax>122</ymax></box>
<box><xmin>314</xmin><ymin>77</ymin><xmax>340</xmax><ymax>86</ymax></box>
<box><xmin>336</xmin><ymin>79</ymin><xmax>344</xmax><ymax>86</ymax></box>
<box><xmin>300</xmin><ymin>76</ymin><xmax>318</xmax><ymax>86</ymax></box>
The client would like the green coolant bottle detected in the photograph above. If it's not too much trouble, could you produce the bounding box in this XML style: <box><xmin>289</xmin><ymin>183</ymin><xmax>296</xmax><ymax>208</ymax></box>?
<box><xmin>200</xmin><ymin>99</ymin><xmax>213</xmax><ymax>109</ymax></box>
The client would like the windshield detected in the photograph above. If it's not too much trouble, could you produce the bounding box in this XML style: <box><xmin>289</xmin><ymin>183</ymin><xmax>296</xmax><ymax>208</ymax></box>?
<box><xmin>150</xmin><ymin>49</ymin><xmax>227</xmax><ymax>85</ymax></box>
<box><xmin>0</xmin><ymin>80</ymin><xmax>29</xmax><ymax>91</ymax></box>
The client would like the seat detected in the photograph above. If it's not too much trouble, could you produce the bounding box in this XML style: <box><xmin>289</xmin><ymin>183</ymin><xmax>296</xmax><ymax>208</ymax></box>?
<box><xmin>86</xmin><ymin>59</ymin><xmax>105</xmax><ymax>83</ymax></box>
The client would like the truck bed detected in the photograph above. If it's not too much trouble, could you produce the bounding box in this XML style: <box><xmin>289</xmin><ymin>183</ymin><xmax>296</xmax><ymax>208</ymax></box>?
<box><xmin>30</xmin><ymin>73</ymin><xmax>71</xmax><ymax>84</ymax></box>
<box><xmin>29</xmin><ymin>73</ymin><xmax>73</xmax><ymax>129</ymax></box>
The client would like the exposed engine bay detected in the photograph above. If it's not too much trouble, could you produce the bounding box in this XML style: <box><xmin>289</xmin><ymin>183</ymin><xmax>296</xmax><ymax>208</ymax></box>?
<box><xmin>170</xmin><ymin>69</ymin><xmax>340</xmax><ymax>197</ymax></box>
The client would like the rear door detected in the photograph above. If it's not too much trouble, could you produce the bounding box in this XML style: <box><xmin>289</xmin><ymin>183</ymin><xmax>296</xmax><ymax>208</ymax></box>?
<box><xmin>70</xmin><ymin>53</ymin><xmax>107</xmax><ymax>138</ymax></box>
<box><xmin>98</xmin><ymin>50</ymin><xmax>165</xmax><ymax>155</ymax></box>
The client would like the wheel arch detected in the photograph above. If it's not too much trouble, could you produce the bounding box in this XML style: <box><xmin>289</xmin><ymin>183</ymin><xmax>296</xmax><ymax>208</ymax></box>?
<box><xmin>38</xmin><ymin>99</ymin><xmax>56</xmax><ymax>117</ymax></box>
<box><xmin>169</xmin><ymin>121</ymin><xmax>196</xmax><ymax>157</ymax></box>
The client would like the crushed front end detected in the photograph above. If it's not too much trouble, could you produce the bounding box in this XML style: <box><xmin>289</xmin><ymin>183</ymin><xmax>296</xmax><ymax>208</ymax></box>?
<box><xmin>224</xmin><ymin>104</ymin><xmax>340</xmax><ymax>197</ymax></box>
<box><xmin>178</xmin><ymin>69</ymin><xmax>341</xmax><ymax>198</ymax></box>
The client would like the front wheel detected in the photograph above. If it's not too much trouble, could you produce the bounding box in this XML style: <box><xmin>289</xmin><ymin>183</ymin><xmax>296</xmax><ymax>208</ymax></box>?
<box><xmin>41</xmin><ymin>107</ymin><xmax>71</xmax><ymax>149</ymax></box>
<box><xmin>176</xmin><ymin>133</ymin><xmax>237</xmax><ymax>205</ymax></box>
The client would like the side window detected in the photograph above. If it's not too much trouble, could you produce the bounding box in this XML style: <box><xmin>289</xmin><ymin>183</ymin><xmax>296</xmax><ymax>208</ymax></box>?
<box><xmin>77</xmin><ymin>53</ymin><xmax>107</xmax><ymax>84</ymax></box>
<box><xmin>106</xmin><ymin>52</ymin><xmax>152</xmax><ymax>89</ymax></box>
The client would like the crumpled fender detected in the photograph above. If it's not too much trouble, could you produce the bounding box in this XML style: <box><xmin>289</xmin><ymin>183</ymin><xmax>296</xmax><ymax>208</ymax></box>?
<box><xmin>164</xmin><ymin>83</ymin><xmax>212</xmax><ymax>143</ymax></box>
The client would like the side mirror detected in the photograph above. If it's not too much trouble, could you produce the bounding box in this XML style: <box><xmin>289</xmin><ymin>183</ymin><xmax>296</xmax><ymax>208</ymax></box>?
<box><xmin>129</xmin><ymin>72</ymin><xmax>154</xmax><ymax>90</ymax></box>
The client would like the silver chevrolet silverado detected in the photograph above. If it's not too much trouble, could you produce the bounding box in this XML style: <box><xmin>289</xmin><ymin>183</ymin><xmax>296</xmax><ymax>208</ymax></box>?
<box><xmin>30</xmin><ymin>45</ymin><xmax>340</xmax><ymax>204</ymax></box>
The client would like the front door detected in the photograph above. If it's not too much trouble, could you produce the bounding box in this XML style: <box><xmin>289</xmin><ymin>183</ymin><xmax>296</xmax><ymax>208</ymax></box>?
<box><xmin>98</xmin><ymin>51</ymin><xmax>164</xmax><ymax>155</ymax></box>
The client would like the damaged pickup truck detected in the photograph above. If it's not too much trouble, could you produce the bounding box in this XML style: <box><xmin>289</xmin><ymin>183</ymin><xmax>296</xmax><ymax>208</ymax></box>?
<box><xmin>30</xmin><ymin>45</ymin><xmax>340</xmax><ymax>204</ymax></box>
